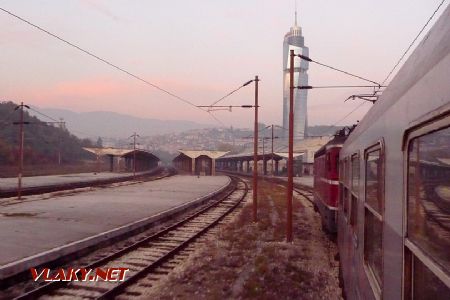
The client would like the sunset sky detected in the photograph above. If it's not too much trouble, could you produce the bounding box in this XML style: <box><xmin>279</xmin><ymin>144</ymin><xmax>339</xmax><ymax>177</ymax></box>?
<box><xmin>0</xmin><ymin>0</ymin><xmax>446</xmax><ymax>129</ymax></box>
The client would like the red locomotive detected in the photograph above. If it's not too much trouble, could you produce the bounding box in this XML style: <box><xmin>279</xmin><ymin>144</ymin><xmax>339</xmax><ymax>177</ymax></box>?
<box><xmin>313</xmin><ymin>128</ymin><xmax>350</xmax><ymax>232</ymax></box>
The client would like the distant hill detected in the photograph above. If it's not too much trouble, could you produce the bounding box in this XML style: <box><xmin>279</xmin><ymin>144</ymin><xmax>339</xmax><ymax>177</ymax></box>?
<box><xmin>307</xmin><ymin>125</ymin><xmax>344</xmax><ymax>136</ymax></box>
<box><xmin>28</xmin><ymin>107</ymin><xmax>343</xmax><ymax>140</ymax></box>
<box><xmin>0</xmin><ymin>101</ymin><xmax>94</xmax><ymax>165</ymax></box>
<box><xmin>32</xmin><ymin>108</ymin><xmax>214</xmax><ymax>139</ymax></box>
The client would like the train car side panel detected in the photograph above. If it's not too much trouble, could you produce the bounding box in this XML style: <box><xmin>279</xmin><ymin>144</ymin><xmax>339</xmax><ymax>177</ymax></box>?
<box><xmin>338</xmin><ymin>6</ymin><xmax>450</xmax><ymax>299</ymax></box>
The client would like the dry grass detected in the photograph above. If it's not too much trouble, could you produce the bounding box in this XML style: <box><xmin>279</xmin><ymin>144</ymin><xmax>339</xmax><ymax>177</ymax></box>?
<box><xmin>141</xmin><ymin>179</ymin><xmax>343</xmax><ymax>300</ymax></box>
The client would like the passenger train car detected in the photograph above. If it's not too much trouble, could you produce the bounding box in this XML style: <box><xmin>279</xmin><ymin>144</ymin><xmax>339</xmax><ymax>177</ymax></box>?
<box><xmin>337</xmin><ymin>6</ymin><xmax>450</xmax><ymax>299</ymax></box>
<box><xmin>313</xmin><ymin>129</ymin><xmax>349</xmax><ymax>232</ymax></box>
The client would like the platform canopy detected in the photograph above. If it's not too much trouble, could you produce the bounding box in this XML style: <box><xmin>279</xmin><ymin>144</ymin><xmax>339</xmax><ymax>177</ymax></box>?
<box><xmin>177</xmin><ymin>150</ymin><xmax>228</xmax><ymax>159</ymax></box>
<box><xmin>273</xmin><ymin>152</ymin><xmax>304</xmax><ymax>159</ymax></box>
<box><xmin>84</xmin><ymin>147</ymin><xmax>131</xmax><ymax>157</ymax></box>
<box><xmin>83</xmin><ymin>147</ymin><xmax>159</xmax><ymax>161</ymax></box>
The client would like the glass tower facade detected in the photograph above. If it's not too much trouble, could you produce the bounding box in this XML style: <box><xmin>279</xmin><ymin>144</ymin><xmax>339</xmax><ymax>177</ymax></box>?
<box><xmin>282</xmin><ymin>15</ymin><xmax>309</xmax><ymax>139</ymax></box>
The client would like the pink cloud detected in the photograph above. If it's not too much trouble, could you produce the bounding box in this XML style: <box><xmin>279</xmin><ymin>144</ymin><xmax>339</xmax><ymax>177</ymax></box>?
<box><xmin>52</xmin><ymin>77</ymin><xmax>130</xmax><ymax>97</ymax></box>
<box><xmin>10</xmin><ymin>77</ymin><xmax>222</xmax><ymax>119</ymax></box>
<box><xmin>45</xmin><ymin>76</ymin><xmax>230</xmax><ymax>102</ymax></box>
<box><xmin>3</xmin><ymin>74</ymin><xmax>257</xmax><ymax>126</ymax></box>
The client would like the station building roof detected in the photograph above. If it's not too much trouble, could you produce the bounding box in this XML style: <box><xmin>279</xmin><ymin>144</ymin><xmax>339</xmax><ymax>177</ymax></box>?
<box><xmin>83</xmin><ymin>147</ymin><xmax>160</xmax><ymax>160</ymax></box>
<box><xmin>292</xmin><ymin>136</ymin><xmax>332</xmax><ymax>153</ymax></box>
<box><xmin>176</xmin><ymin>150</ymin><xmax>229</xmax><ymax>159</ymax></box>
<box><xmin>276</xmin><ymin>136</ymin><xmax>332</xmax><ymax>163</ymax></box>
<box><xmin>273</xmin><ymin>152</ymin><xmax>304</xmax><ymax>158</ymax></box>
<box><xmin>217</xmin><ymin>136</ymin><xmax>330</xmax><ymax>162</ymax></box>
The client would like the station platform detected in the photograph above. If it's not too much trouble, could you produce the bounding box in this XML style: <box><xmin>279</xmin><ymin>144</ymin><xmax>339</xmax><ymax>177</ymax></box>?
<box><xmin>0</xmin><ymin>171</ymin><xmax>150</xmax><ymax>191</ymax></box>
<box><xmin>283</xmin><ymin>176</ymin><xmax>313</xmax><ymax>188</ymax></box>
<box><xmin>0</xmin><ymin>175</ymin><xmax>230</xmax><ymax>280</ymax></box>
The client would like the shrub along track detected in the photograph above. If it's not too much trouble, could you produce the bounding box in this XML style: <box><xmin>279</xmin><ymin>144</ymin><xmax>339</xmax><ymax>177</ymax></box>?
<box><xmin>142</xmin><ymin>173</ymin><xmax>342</xmax><ymax>299</ymax></box>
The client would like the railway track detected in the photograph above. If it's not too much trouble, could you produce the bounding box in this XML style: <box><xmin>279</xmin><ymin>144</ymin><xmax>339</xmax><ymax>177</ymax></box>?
<box><xmin>0</xmin><ymin>167</ymin><xmax>175</xmax><ymax>199</ymax></box>
<box><xmin>293</xmin><ymin>187</ymin><xmax>313</xmax><ymax>204</ymax></box>
<box><xmin>16</xmin><ymin>176</ymin><xmax>248</xmax><ymax>300</ymax></box>
<box><xmin>218</xmin><ymin>170</ymin><xmax>315</xmax><ymax>204</ymax></box>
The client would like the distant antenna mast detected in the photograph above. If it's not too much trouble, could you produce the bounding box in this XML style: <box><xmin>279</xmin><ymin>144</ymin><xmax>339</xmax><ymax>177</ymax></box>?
<box><xmin>295</xmin><ymin>0</ymin><xmax>298</xmax><ymax>26</ymax></box>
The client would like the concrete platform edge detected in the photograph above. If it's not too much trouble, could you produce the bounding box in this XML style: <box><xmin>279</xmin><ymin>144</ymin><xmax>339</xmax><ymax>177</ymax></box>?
<box><xmin>0</xmin><ymin>167</ymin><xmax>163</xmax><ymax>198</ymax></box>
<box><xmin>0</xmin><ymin>176</ymin><xmax>231</xmax><ymax>280</ymax></box>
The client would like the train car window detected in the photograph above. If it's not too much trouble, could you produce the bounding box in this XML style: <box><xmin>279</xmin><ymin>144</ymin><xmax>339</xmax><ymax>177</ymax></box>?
<box><xmin>342</xmin><ymin>158</ymin><xmax>350</xmax><ymax>220</ymax></box>
<box><xmin>366</xmin><ymin>150</ymin><xmax>382</xmax><ymax>214</ymax></box>
<box><xmin>364</xmin><ymin>146</ymin><xmax>384</xmax><ymax>295</ymax></box>
<box><xmin>364</xmin><ymin>207</ymin><xmax>383</xmax><ymax>282</ymax></box>
<box><xmin>350</xmin><ymin>195</ymin><xmax>358</xmax><ymax>229</ymax></box>
<box><xmin>342</xmin><ymin>158</ymin><xmax>346</xmax><ymax>185</ymax></box>
<box><xmin>346</xmin><ymin>158</ymin><xmax>351</xmax><ymax>188</ymax></box>
<box><xmin>411</xmin><ymin>256</ymin><xmax>450</xmax><ymax>299</ymax></box>
<box><xmin>350</xmin><ymin>154</ymin><xmax>359</xmax><ymax>230</ymax></box>
<box><xmin>343</xmin><ymin>188</ymin><xmax>349</xmax><ymax>218</ymax></box>
<box><xmin>352</xmin><ymin>154</ymin><xmax>359</xmax><ymax>193</ymax></box>
<box><xmin>406</xmin><ymin>125</ymin><xmax>450</xmax><ymax>297</ymax></box>
<box><xmin>339</xmin><ymin>159</ymin><xmax>345</xmax><ymax>210</ymax></box>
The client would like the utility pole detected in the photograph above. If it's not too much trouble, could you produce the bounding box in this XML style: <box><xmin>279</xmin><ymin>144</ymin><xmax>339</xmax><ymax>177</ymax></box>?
<box><xmin>271</xmin><ymin>124</ymin><xmax>274</xmax><ymax>175</ymax></box>
<box><xmin>130</xmin><ymin>132</ymin><xmax>140</xmax><ymax>178</ymax></box>
<box><xmin>197</xmin><ymin>77</ymin><xmax>259</xmax><ymax>221</ymax></box>
<box><xmin>262</xmin><ymin>136</ymin><xmax>265</xmax><ymax>161</ymax></box>
<box><xmin>58</xmin><ymin>118</ymin><xmax>64</xmax><ymax>165</ymax></box>
<box><xmin>253</xmin><ymin>75</ymin><xmax>259</xmax><ymax>222</ymax></box>
<box><xmin>14</xmin><ymin>102</ymin><xmax>30</xmax><ymax>200</ymax></box>
<box><xmin>263</xmin><ymin>124</ymin><xmax>278</xmax><ymax>176</ymax></box>
<box><xmin>287</xmin><ymin>50</ymin><xmax>295</xmax><ymax>242</ymax></box>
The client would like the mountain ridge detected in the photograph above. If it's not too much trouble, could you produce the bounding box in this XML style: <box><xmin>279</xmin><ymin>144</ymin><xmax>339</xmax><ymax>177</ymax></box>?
<box><xmin>31</xmin><ymin>107</ymin><xmax>215</xmax><ymax>138</ymax></box>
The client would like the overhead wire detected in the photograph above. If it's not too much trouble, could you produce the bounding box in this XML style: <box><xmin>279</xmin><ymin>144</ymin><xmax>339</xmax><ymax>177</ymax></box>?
<box><xmin>330</xmin><ymin>101</ymin><xmax>367</xmax><ymax>127</ymax></box>
<box><xmin>209</xmin><ymin>83</ymin><xmax>249</xmax><ymax>107</ymax></box>
<box><xmin>322</xmin><ymin>102</ymin><xmax>368</xmax><ymax>136</ymax></box>
<box><xmin>298</xmin><ymin>55</ymin><xmax>381</xmax><ymax>86</ymax></box>
<box><xmin>207</xmin><ymin>111</ymin><xmax>226</xmax><ymax>127</ymax></box>
<box><xmin>379</xmin><ymin>0</ymin><xmax>447</xmax><ymax>86</ymax></box>
<box><xmin>205</xmin><ymin>79</ymin><xmax>256</xmax><ymax>128</ymax></box>
<box><xmin>0</xmin><ymin>7</ymin><xmax>224</xmax><ymax>125</ymax></box>
<box><xmin>1</xmin><ymin>103</ymin><xmax>104</xmax><ymax>147</ymax></box>
<box><xmin>28</xmin><ymin>107</ymin><xmax>60</xmax><ymax>122</ymax></box>
<box><xmin>325</xmin><ymin>0</ymin><xmax>446</xmax><ymax>133</ymax></box>
<box><xmin>298</xmin><ymin>85</ymin><xmax>383</xmax><ymax>89</ymax></box>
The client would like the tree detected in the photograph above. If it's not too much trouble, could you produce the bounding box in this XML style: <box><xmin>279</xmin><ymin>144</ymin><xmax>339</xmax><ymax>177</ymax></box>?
<box><xmin>0</xmin><ymin>101</ymin><xmax>98</xmax><ymax>165</ymax></box>
<box><xmin>96</xmin><ymin>137</ymin><xmax>103</xmax><ymax>148</ymax></box>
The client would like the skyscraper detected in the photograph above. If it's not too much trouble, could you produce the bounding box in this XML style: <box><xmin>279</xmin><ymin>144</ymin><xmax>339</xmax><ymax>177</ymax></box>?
<box><xmin>282</xmin><ymin>11</ymin><xmax>309</xmax><ymax>139</ymax></box>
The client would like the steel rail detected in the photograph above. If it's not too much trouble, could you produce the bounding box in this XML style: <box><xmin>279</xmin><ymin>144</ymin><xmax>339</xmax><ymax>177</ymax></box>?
<box><xmin>293</xmin><ymin>187</ymin><xmax>314</xmax><ymax>205</ymax></box>
<box><xmin>98</xmin><ymin>176</ymin><xmax>248</xmax><ymax>299</ymax></box>
<box><xmin>15</xmin><ymin>175</ymin><xmax>247</xmax><ymax>300</ymax></box>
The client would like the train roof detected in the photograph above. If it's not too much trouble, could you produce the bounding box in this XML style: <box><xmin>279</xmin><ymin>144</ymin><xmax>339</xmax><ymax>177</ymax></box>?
<box><xmin>314</xmin><ymin>134</ymin><xmax>347</xmax><ymax>158</ymax></box>
<box><xmin>344</xmin><ymin>5</ymin><xmax>450</xmax><ymax>146</ymax></box>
